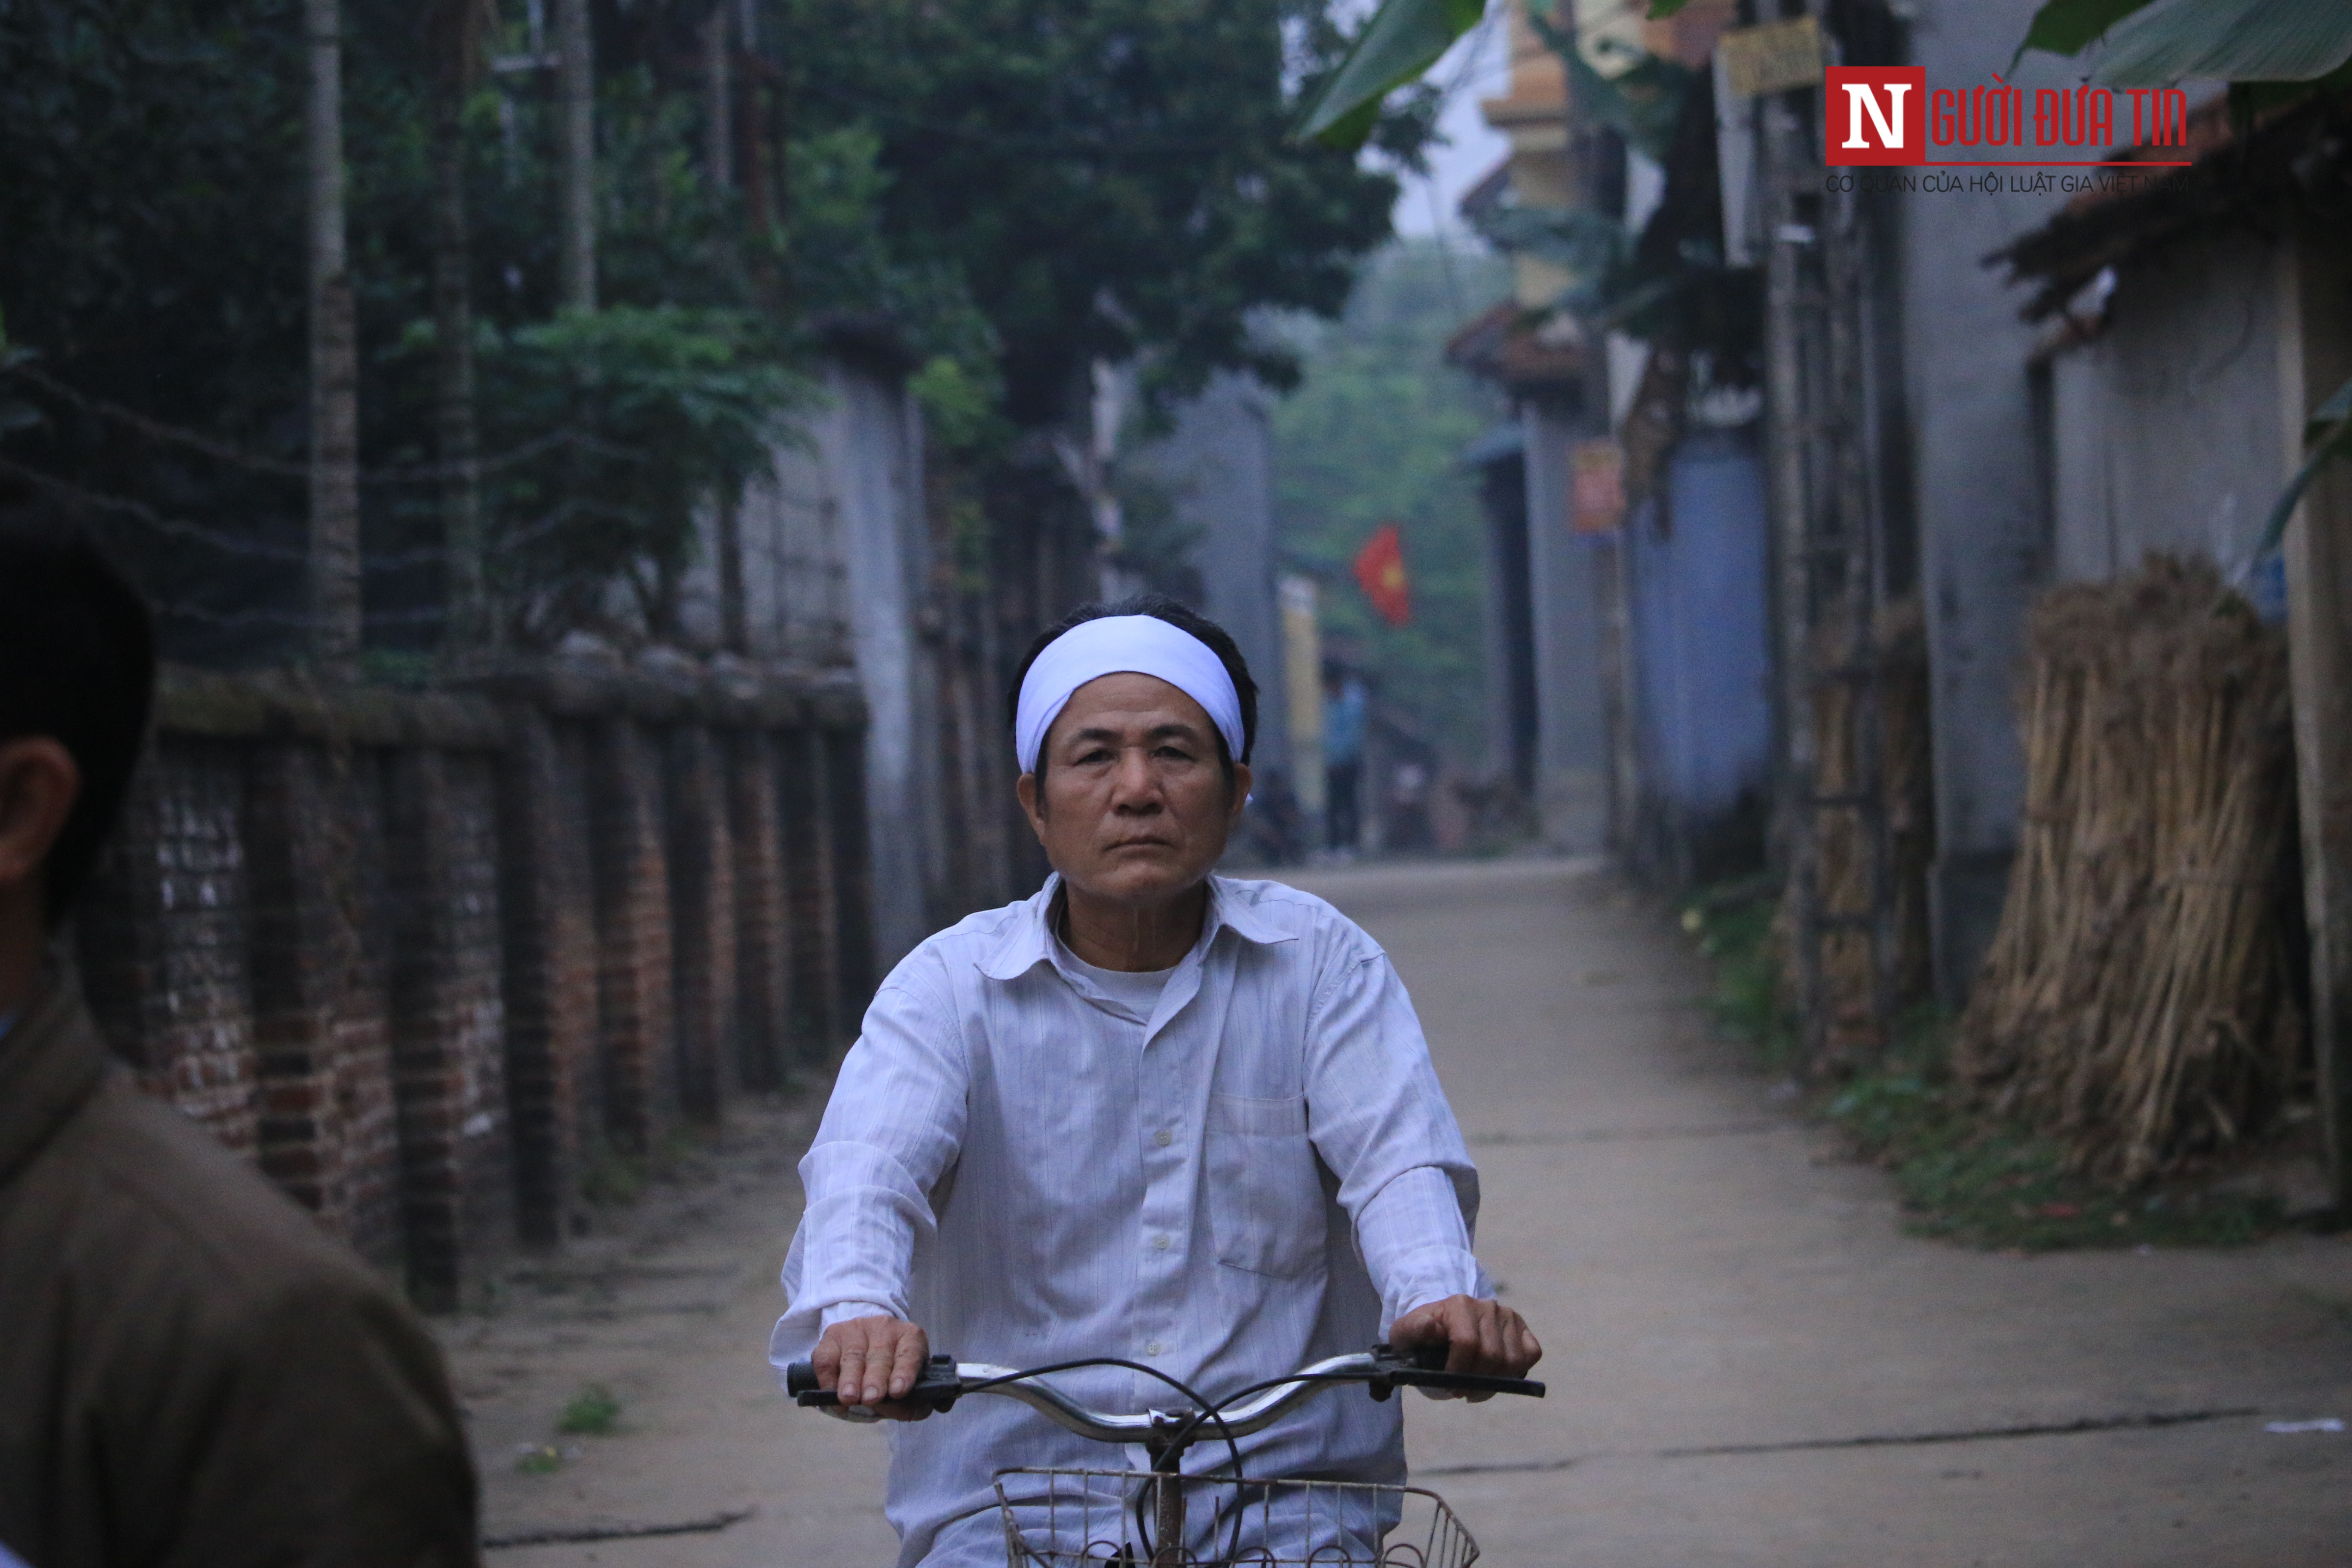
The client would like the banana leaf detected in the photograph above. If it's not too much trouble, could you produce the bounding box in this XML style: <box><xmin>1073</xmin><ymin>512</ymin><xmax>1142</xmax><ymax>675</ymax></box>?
<box><xmin>1296</xmin><ymin>0</ymin><xmax>1487</xmax><ymax>149</ymax></box>
<box><xmin>1524</xmin><ymin>2</ymin><xmax>1693</xmax><ymax>163</ymax></box>
<box><xmin>2013</xmin><ymin>0</ymin><xmax>2157</xmax><ymax>65</ymax></box>
<box><xmin>2092</xmin><ymin>0</ymin><xmax>2352</xmax><ymax>88</ymax></box>
<box><xmin>2249</xmin><ymin>373</ymin><xmax>2352</xmax><ymax>570</ymax></box>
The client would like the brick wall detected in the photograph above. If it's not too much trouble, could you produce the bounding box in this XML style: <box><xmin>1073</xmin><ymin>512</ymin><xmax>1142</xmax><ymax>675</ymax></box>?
<box><xmin>73</xmin><ymin>663</ymin><xmax>871</xmax><ymax>1307</ymax></box>
<box><xmin>242</xmin><ymin>739</ymin><xmax>401</xmax><ymax>1267</ymax></box>
<box><xmin>777</xmin><ymin>725</ymin><xmax>842</xmax><ymax>1060</ymax></box>
<box><xmin>80</xmin><ymin>738</ymin><xmax>258</xmax><ymax>1152</ymax></box>
<box><xmin>496</xmin><ymin>707</ymin><xmax>599</xmax><ymax>1247</ymax></box>
<box><xmin>726</xmin><ymin>729</ymin><xmax>793</xmax><ymax>1093</ymax></box>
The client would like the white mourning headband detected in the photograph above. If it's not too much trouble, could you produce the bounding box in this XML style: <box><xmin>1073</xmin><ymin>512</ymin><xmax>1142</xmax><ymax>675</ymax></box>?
<box><xmin>1013</xmin><ymin>615</ymin><xmax>1246</xmax><ymax>775</ymax></box>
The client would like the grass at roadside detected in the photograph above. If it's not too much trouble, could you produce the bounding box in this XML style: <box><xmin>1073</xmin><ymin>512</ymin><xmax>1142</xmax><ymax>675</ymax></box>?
<box><xmin>1680</xmin><ymin>880</ymin><xmax>2283</xmax><ymax>1252</ymax></box>
<box><xmin>1826</xmin><ymin>1045</ymin><xmax>2282</xmax><ymax>1251</ymax></box>
<box><xmin>1681</xmin><ymin>874</ymin><xmax>1794</xmax><ymax>1068</ymax></box>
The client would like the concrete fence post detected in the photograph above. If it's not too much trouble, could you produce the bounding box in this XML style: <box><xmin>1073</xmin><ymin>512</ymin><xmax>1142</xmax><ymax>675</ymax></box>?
<box><xmin>663</xmin><ymin>723</ymin><xmax>737</xmax><ymax>1121</ymax></box>
<box><xmin>494</xmin><ymin>706</ymin><xmax>597</xmax><ymax>1246</ymax></box>
<box><xmin>242</xmin><ymin>739</ymin><xmax>402</xmax><ymax>1268</ymax></box>
<box><xmin>825</xmin><ymin>723</ymin><xmax>879</xmax><ymax>1025</ymax></box>
<box><xmin>587</xmin><ymin>717</ymin><xmax>676</xmax><ymax>1155</ymax></box>
<box><xmin>384</xmin><ymin>747</ymin><xmax>512</xmax><ymax>1308</ymax></box>
<box><xmin>726</xmin><ymin>727</ymin><xmax>793</xmax><ymax>1092</ymax></box>
<box><xmin>778</xmin><ymin>724</ymin><xmax>841</xmax><ymax>1059</ymax></box>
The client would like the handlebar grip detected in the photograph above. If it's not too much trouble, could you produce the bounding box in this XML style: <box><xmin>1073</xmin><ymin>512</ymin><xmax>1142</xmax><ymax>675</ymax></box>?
<box><xmin>1369</xmin><ymin>1342</ymin><xmax>1545</xmax><ymax>1399</ymax></box>
<box><xmin>1394</xmin><ymin>1369</ymin><xmax>1547</xmax><ymax>1397</ymax></box>
<box><xmin>787</xmin><ymin>1354</ymin><xmax>966</xmax><ymax>1410</ymax></box>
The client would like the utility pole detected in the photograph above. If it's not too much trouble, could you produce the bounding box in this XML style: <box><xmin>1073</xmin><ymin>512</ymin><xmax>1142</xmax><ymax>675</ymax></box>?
<box><xmin>703</xmin><ymin>2</ymin><xmax>733</xmax><ymax>192</ymax></box>
<box><xmin>306</xmin><ymin>0</ymin><xmax>362</xmax><ymax>680</ymax></box>
<box><xmin>1760</xmin><ymin>8</ymin><xmax>1899</xmax><ymax>1069</ymax></box>
<box><xmin>556</xmin><ymin>0</ymin><xmax>597</xmax><ymax>310</ymax></box>
<box><xmin>431</xmin><ymin>0</ymin><xmax>488</xmax><ymax>656</ymax></box>
<box><xmin>1761</xmin><ymin>83</ymin><xmax>1820</xmax><ymax>1049</ymax></box>
<box><xmin>705</xmin><ymin>0</ymin><xmax>746</xmax><ymax>652</ymax></box>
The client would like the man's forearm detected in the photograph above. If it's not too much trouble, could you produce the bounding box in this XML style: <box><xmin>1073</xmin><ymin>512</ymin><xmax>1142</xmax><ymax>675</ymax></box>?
<box><xmin>777</xmin><ymin>1139</ymin><xmax>935</xmax><ymax>1354</ymax></box>
<box><xmin>1354</xmin><ymin>1165</ymin><xmax>1491</xmax><ymax>1330</ymax></box>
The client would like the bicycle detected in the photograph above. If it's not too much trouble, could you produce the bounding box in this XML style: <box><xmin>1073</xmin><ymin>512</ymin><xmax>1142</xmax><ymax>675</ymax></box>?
<box><xmin>786</xmin><ymin>1341</ymin><xmax>1544</xmax><ymax>1567</ymax></box>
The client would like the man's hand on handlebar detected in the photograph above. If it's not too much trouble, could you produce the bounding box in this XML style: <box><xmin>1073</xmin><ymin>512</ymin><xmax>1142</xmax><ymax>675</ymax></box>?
<box><xmin>1388</xmin><ymin>1295</ymin><xmax>1541</xmax><ymax>1402</ymax></box>
<box><xmin>812</xmin><ymin>1314</ymin><xmax>936</xmax><ymax>1421</ymax></box>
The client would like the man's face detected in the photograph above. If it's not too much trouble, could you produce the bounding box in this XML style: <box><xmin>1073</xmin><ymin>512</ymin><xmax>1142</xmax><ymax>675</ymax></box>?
<box><xmin>1018</xmin><ymin>672</ymin><xmax>1250</xmax><ymax>907</ymax></box>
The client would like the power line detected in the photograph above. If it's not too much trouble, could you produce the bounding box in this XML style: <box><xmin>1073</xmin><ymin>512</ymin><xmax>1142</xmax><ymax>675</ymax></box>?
<box><xmin>3</xmin><ymin>364</ymin><xmax>645</xmax><ymax>484</ymax></box>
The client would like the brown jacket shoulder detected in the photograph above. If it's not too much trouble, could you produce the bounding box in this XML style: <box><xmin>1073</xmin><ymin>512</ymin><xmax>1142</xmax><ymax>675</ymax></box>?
<box><xmin>0</xmin><ymin>978</ymin><xmax>480</xmax><ymax>1568</ymax></box>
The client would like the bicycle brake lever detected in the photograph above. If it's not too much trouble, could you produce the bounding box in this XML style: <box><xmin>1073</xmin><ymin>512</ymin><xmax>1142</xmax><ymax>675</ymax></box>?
<box><xmin>787</xmin><ymin>1353</ymin><xmax>966</xmax><ymax>1412</ymax></box>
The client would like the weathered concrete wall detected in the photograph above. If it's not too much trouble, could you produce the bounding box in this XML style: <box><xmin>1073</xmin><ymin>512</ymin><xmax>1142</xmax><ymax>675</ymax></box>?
<box><xmin>1900</xmin><ymin>0</ymin><xmax>2079</xmax><ymax>1002</ymax></box>
<box><xmin>1623</xmin><ymin>429</ymin><xmax>1774</xmax><ymax>884</ymax></box>
<box><xmin>1521</xmin><ymin>401</ymin><xmax>1611</xmax><ymax>851</ymax></box>
<box><xmin>1131</xmin><ymin>373</ymin><xmax>1294</xmax><ymax>778</ymax></box>
<box><xmin>2049</xmin><ymin>227</ymin><xmax>2287</xmax><ymax>588</ymax></box>
<box><xmin>819</xmin><ymin>365</ymin><xmax>943</xmax><ymax>967</ymax></box>
<box><xmin>73</xmin><ymin>664</ymin><xmax>871</xmax><ymax>1309</ymax></box>
<box><xmin>679</xmin><ymin>353</ymin><xmax>943</xmax><ymax>970</ymax></box>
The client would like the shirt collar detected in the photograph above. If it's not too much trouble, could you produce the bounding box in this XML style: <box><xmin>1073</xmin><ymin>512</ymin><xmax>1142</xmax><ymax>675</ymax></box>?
<box><xmin>975</xmin><ymin>873</ymin><xmax>1294</xmax><ymax>983</ymax></box>
<box><xmin>0</xmin><ymin>968</ymin><xmax>111</xmax><ymax>1189</ymax></box>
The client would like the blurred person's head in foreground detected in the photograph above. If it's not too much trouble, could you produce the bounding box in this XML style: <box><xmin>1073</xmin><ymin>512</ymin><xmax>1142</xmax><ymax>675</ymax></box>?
<box><xmin>0</xmin><ymin>516</ymin><xmax>482</xmax><ymax>1568</ymax></box>
<box><xmin>0</xmin><ymin>518</ymin><xmax>155</xmax><ymax>1014</ymax></box>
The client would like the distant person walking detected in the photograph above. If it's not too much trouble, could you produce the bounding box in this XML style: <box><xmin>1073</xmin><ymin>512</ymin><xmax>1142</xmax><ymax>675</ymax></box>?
<box><xmin>1323</xmin><ymin>665</ymin><xmax>1366</xmax><ymax>854</ymax></box>
<box><xmin>0</xmin><ymin>521</ymin><xmax>482</xmax><ymax>1568</ymax></box>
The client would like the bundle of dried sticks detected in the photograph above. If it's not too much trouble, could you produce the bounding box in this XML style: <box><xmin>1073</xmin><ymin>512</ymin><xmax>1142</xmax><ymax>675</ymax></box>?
<box><xmin>1954</xmin><ymin>556</ymin><xmax>2301</xmax><ymax>1183</ymax></box>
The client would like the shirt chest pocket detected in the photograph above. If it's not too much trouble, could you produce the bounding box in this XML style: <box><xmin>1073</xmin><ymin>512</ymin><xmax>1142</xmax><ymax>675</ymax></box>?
<box><xmin>1204</xmin><ymin>1092</ymin><xmax>1326</xmax><ymax>1280</ymax></box>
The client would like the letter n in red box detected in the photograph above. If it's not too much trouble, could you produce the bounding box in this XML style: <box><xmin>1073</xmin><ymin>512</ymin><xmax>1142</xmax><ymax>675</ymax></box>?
<box><xmin>1825</xmin><ymin>66</ymin><xmax>1925</xmax><ymax>165</ymax></box>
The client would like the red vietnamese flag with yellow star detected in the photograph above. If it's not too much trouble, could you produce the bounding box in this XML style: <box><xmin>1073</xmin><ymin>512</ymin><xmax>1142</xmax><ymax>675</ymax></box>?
<box><xmin>1353</xmin><ymin>522</ymin><xmax>1410</xmax><ymax>628</ymax></box>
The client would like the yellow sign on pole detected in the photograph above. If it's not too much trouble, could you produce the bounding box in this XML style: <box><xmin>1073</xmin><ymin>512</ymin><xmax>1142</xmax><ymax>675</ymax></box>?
<box><xmin>1571</xmin><ymin>439</ymin><xmax>1626</xmax><ymax>537</ymax></box>
<box><xmin>1279</xmin><ymin>575</ymin><xmax>1326</xmax><ymax>815</ymax></box>
<box><xmin>1717</xmin><ymin>15</ymin><xmax>1822</xmax><ymax>99</ymax></box>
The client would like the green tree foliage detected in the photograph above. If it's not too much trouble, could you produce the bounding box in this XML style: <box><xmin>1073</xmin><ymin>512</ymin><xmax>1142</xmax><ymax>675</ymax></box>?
<box><xmin>783</xmin><ymin>0</ymin><xmax>1431</xmax><ymax>427</ymax></box>
<box><xmin>1270</xmin><ymin>240</ymin><xmax>1506</xmax><ymax>764</ymax></box>
<box><xmin>464</xmin><ymin>305</ymin><xmax>811</xmax><ymax>641</ymax></box>
<box><xmin>0</xmin><ymin>0</ymin><xmax>313</xmax><ymax>656</ymax></box>
<box><xmin>2</xmin><ymin>0</ymin><xmax>1426</xmax><ymax>664</ymax></box>
<box><xmin>1</xmin><ymin>0</ymin><xmax>835</xmax><ymax>659</ymax></box>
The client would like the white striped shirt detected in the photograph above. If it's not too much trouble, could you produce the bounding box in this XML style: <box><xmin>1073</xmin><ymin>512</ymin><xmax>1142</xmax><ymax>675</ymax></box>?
<box><xmin>769</xmin><ymin>874</ymin><xmax>1490</xmax><ymax>1567</ymax></box>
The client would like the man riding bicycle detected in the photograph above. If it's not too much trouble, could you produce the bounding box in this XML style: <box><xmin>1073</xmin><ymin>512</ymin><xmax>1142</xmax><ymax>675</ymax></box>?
<box><xmin>769</xmin><ymin>596</ymin><xmax>1541</xmax><ymax>1567</ymax></box>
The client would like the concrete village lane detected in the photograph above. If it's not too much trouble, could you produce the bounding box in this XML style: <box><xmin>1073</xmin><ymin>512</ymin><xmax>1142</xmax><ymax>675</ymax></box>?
<box><xmin>444</xmin><ymin>857</ymin><xmax>2352</xmax><ymax>1568</ymax></box>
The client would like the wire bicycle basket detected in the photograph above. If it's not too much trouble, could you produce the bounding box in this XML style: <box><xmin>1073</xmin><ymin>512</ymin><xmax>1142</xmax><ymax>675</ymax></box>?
<box><xmin>994</xmin><ymin>1468</ymin><xmax>1477</xmax><ymax>1568</ymax></box>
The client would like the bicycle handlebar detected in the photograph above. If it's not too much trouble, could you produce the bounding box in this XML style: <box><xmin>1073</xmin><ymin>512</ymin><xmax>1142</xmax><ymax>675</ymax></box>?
<box><xmin>784</xmin><ymin>1342</ymin><xmax>1543</xmax><ymax>1442</ymax></box>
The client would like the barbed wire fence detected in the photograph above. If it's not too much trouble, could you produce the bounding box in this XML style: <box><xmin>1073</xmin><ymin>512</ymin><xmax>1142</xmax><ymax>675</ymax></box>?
<box><xmin>2</xmin><ymin>359</ymin><xmax>670</xmax><ymax>660</ymax></box>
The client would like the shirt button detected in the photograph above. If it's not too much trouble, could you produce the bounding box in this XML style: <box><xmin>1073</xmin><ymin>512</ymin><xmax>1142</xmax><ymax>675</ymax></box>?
<box><xmin>1146</xmin><ymin>1341</ymin><xmax>1164</xmax><ymax>1357</ymax></box>
<box><xmin>1154</xmin><ymin>1128</ymin><xmax>1174</xmax><ymax>1147</ymax></box>
<box><xmin>1152</xmin><ymin>1234</ymin><xmax>1170</xmax><ymax>1251</ymax></box>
